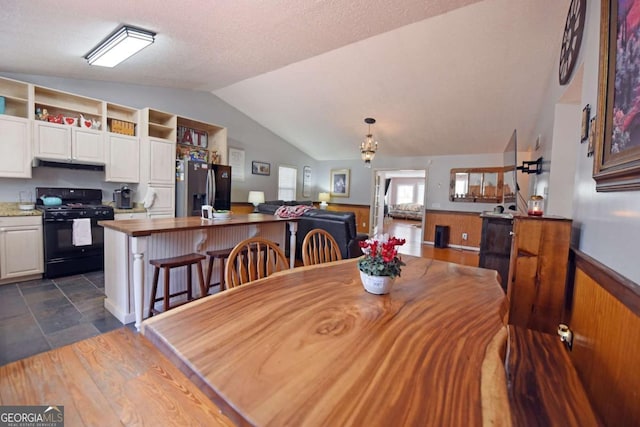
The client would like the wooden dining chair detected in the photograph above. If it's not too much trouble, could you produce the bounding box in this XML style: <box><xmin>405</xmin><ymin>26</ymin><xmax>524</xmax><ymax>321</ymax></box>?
<box><xmin>225</xmin><ymin>237</ymin><xmax>289</xmax><ymax>288</ymax></box>
<box><xmin>302</xmin><ymin>228</ymin><xmax>343</xmax><ymax>266</ymax></box>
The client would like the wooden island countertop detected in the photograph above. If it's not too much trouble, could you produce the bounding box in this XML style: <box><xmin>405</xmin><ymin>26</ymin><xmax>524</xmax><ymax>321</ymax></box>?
<box><xmin>99</xmin><ymin>213</ymin><xmax>293</xmax><ymax>237</ymax></box>
<box><xmin>100</xmin><ymin>213</ymin><xmax>299</xmax><ymax>330</ymax></box>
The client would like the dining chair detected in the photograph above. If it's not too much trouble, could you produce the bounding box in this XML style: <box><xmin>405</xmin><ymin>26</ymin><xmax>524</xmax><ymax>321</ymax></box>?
<box><xmin>302</xmin><ymin>228</ymin><xmax>343</xmax><ymax>266</ymax></box>
<box><xmin>225</xmin><ymin>237</ymin><xmax>289</xmax><ymax>288</ymax></box>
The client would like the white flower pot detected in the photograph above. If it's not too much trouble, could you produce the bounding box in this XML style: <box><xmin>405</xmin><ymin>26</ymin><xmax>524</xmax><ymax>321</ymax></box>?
<box><xmin>359</xmin><ymin>270</ymin><xmax>395</xmax><ymax>295</ymax></box>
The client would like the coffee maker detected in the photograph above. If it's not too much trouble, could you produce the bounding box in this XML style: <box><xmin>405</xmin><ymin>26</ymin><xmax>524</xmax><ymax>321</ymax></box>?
<box><xmin>113</xmin><ymin>185</ymin><xmax>132</xmax><ymax>209</ymax></box>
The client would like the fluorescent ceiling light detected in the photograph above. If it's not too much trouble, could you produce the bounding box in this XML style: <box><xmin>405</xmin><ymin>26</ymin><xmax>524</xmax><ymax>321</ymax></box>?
<box><xmin>85</xmin><ymin>25</ymin><xmax>155</xmax><ymax>67</ymax></box>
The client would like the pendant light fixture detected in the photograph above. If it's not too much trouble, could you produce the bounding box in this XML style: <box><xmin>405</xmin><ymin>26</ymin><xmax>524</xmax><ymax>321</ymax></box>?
<box><xmin>361</xmin><ymin>117</ymin><xmax>378</xmax><ymax>168</ymax></box>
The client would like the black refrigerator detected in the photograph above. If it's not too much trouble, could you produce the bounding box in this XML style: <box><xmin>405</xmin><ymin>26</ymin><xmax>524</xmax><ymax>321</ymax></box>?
<box><xmin>175</xmin><ymin>160</ymin><xmax>231</xmax><ymax>217</ymax></box>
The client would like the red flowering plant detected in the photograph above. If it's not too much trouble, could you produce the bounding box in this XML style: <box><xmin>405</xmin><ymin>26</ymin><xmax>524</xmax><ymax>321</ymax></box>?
<box><xmin>357</xmin><ymin>234</ymin><xmax>406</xmax><ymax>278</ymax></box>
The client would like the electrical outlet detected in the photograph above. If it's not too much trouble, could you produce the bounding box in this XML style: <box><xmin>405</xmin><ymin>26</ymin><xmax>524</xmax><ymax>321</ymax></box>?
<box><xmin>462</xmin><ymin>232</ymin><xmax>468</xmax><ymax>241</ymax></box>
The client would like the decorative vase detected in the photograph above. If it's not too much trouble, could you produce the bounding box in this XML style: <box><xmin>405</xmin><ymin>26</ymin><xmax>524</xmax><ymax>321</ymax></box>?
<box><xmin>359</xmin><ymin>270</ymin><xmax>395</xmax><ymax>295</ymax></box>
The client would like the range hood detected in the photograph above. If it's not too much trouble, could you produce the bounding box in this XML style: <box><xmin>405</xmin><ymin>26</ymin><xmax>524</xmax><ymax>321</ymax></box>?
<box><xmin>33</xmin><ymin>159</ymin><xmax>105</xmax><ymax>172</ymax></box>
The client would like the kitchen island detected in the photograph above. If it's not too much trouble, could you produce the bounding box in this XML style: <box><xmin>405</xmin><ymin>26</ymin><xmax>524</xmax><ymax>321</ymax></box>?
<box><xmin>99</xmin><ymin>214</ymin><xmax>298</xmax><ymax>329</ymax></box>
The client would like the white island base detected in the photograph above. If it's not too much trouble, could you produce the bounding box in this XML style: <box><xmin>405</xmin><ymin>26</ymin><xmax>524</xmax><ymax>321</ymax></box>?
<box><xmin>101</xmin><ymin>215</ymin><xmax>296</xmax><ymax>330</ymax></box>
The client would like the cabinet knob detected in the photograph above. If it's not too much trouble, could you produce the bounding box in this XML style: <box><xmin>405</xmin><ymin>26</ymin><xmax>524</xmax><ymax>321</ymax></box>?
<box><xmin>509</xmin><ymin>231</ymin><xmax>515</xmax><ymax>236</ymax></box>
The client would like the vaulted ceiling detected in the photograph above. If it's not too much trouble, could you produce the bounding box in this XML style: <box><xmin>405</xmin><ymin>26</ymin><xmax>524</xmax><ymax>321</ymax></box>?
<box><xmin>0</xmin><ymin>0</ymin><xmax>570</xmax><ymax>160</ymax></box>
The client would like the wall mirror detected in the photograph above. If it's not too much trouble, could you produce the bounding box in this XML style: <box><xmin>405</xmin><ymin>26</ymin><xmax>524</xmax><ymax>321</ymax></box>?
<box><xmin>449</xmin><ymin>167</ymin><xmax>504</xmax><ymax>203</ymax></box>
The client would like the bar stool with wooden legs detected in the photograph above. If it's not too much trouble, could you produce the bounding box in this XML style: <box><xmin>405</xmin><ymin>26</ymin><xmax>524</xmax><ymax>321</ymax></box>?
<box><xmin>204</xmin><ymin>248</ymin><xmax>235</xmax><ymax>294</ymax></box>
<box><xmin>148</xmin><ymin>253</ymin><xmax>206</xmax><ymax>317</ymax></box>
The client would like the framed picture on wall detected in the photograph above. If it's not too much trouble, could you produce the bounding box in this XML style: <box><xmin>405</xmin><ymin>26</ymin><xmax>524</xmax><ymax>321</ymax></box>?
<box><xmin>593</xmin><ymin>0</ymin><xmax>640</xmax><ymax>191</ymax></box>
<box><xmin>302</xmin><ymin>166</ymin><xmax>312</xmax><ymax>197</ymax></box>
<box><xmin>228</xmin><ymin>147</ymin><xmax>245</xmax><ymax>182</ymax></box>
<box><xmin>252</xmin><ymin>161</ymin><xmax>270</xmax><ymax>176</ymax></box>
<box><xmin>330</xmin><ymin>168</ymin><xmax>350</xmax><ymax>197</ymax></box>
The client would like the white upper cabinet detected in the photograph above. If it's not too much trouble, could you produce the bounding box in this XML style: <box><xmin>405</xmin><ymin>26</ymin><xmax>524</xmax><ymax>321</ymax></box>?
<box><xmin>0</xmin><ymin>76</ymin><xmax>32</xmax><ymax>178</ymax></box>
<box><xmin>32</xmin><ymin>85</ymin><xmax>104</xmax><ymax>164</ymax></box>
<box><xmin>105</xmin><ymin>102</ymin><xmax>140</xmax><ymax>183</ymax></box>
<box><xmin>0</xmin><ymin>115</ymin><xmax>31</xmax><ymax>178</ymax></box>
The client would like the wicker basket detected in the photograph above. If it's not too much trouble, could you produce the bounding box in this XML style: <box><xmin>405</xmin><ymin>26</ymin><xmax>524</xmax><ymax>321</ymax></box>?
<box><xmin>110</xmin><ymin>119</ymin><xmax>135</xmax><ymax>136</ymax></box>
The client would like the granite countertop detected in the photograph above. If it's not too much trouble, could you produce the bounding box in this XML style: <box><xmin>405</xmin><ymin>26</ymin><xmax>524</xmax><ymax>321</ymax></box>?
<box><xmin>103</xmin><ymin>201</ymin><xmax>147</xmax><ymax>214</ymax></box>
<box><xmin>0</xmin><ymin>202</ymin><xmax>42</xmax><ymax>217</ymax></box>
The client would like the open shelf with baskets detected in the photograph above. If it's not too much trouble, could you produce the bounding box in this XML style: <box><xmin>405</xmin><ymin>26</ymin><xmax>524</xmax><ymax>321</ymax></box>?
<box><xmin>107</xmin><ymin>102</ymin><xmax>138</xmax><ymax>136</ymax></box>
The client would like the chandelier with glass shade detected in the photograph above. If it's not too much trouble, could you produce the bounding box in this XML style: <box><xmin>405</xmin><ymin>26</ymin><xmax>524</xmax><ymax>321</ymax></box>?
<box><xmin>360</xmin><ymin>117</ymin><xmax>378</xmax><ymax>167</ymax></box>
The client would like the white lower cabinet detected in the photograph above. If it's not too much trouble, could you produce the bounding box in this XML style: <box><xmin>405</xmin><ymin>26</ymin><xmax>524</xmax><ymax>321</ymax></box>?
<box><xmin>0</xmin><ymin>216</ymin><xmax>43</xmax><ymax>281</ymax></box>
<box><xmin>0</xmin><ymin>116</ymin><xmax>31</xmax><ymax>178</ymax></box>
<box><xmin>145</xmin><ymin>185</ymin><xmax>175</xmax><ymax>217</ymax></box>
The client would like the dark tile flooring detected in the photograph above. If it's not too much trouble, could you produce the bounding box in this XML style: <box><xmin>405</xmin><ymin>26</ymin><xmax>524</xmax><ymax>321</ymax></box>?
<box><xmin>0</xmin><ymin>271</ymin><xmax>126</xmax><ymax>366</ymax></box>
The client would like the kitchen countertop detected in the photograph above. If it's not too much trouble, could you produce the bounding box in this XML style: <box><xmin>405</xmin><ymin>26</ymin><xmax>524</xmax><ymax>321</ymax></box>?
<box><xmin>103</xmin><ymin>202</ymin><xmax>147</xmax><ymax>215</ymax></box>
<box><xmin>0</xmin><ymin>202</ymin><xmax>42</xmax><ymax>217</ymax></box>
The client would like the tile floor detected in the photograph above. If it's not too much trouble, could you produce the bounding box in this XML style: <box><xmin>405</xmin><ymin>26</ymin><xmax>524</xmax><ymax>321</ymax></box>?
<box><xmin>0</xmin><ymin>271</ymin><xmax>125</xmax><ymax>366</ymax></box>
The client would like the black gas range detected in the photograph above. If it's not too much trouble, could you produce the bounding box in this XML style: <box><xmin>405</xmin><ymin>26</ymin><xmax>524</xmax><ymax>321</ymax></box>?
<box><xmin>36</xmin><ymin>187</ymin><xmax>114</xmax><ymax>278</ymax></box>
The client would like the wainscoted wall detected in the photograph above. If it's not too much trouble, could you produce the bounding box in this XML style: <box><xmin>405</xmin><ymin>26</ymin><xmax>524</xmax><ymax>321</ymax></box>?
<box><xmin>564</xmin><ymin>249</ymin><xmax>640</xmax><ymax>426</ymax></box>
<box><xmin>231</xmin><ymin>202</ymin><xmax>371</xmax><ymax>235</ymax></box>
<box><xmin>423</xmin><ymin>210</ymin><xmax>483</xmax><ymax>248</ymax></box>
<box><xmin>326</xmin><ymin>203</ymin><xmax>370</xmax><ymax>235</ymax></box>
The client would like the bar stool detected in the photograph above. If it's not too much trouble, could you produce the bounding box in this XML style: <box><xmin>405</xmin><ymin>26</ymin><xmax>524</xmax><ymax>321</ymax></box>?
<box><xmin>205</xmin><ymin>248</ymin><xmax>234</xmax><ymax>294</ymax></box>
<box><xmin>148</xmin><ymin>253</ymin><xmax>206</xmax><ymax>317</ymax></box>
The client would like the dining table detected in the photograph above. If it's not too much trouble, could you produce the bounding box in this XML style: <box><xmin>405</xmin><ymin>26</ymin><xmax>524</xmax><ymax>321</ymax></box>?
<box><xmin>142</xmin><ymin>255</ymin><xmax>510</xmax><ymax>426</ymax></box>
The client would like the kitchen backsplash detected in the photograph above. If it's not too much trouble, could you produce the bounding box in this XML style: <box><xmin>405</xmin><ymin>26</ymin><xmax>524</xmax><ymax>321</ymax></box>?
<box><xmin>0</xmin><ymin>167</ymin><xmax>139</xmax><ymax>203</ymax></box>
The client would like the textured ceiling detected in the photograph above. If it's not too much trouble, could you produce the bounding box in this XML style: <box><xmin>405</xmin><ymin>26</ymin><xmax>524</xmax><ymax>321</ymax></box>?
<box><xmin>0</xmin><ymin>0</ymin><xmax>571</xmax><ymax>160</ymax></box>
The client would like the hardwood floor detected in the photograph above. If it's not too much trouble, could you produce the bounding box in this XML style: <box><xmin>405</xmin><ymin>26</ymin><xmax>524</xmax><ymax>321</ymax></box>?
<box><xmin>0</xmin><ymin>222</ymin><xmax>479</xmax><ymax>425</ymax></box>
<box><xmin>385</xmin><ymin>218</ymin><xmax>479</xmax><ymax>267</ymax></box>
<box><xmin>0</xmin><ymin>328</ymin><xmax>233</xmax><ymax>426</ymax></box>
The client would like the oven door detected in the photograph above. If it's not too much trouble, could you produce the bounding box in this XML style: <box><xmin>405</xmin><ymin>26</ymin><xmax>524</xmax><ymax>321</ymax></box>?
<box><xmin>42</xmin><ymin>218</ymin><xmax>105</xmax><ymax>277</ymax></box>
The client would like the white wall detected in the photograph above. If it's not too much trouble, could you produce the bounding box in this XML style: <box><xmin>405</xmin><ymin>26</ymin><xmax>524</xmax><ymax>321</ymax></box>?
<box><xmin>546</xmin><ymin>103</ymin><xmax>581</xmax><ymax>217</ymax></box>
<box><xmin>0</xmin><ymin>73</ymin><xmax>318</xmax><ymax>203</ymax></box>
<box><xmin>569</xmin><ymin>2</ymin><xmax>640</xmax><ymax>284</ymax></box>
<box><xmin>528</xmin><ymin>2</ymin><xmax>640</xmax><ymax>284</ymax></box>
<box><xmin>316</xmin><ymin>152</ymin><xmax>506</xmax><ymax>211</ymax></box>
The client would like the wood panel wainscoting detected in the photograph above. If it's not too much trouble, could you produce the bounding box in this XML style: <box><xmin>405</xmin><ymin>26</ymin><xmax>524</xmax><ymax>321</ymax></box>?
<box><xmin>325</xmin><ymin>203</ymin><xmax>370</xmax><ymax>234</ymax></box>
<box><xmin>424</xmin><ymin>209</ymin><xmax>483</xmax><ymax>248</ymax></box>
<box><xmin>230</xmin><ymin>202</ymin><xmax>255</xmax><ymax>215</ymax></box>
<box><xmin>231</xmin><ymin>202</ymin><xmax>371</xmax><ymax>234</ymax></box>
<box><xmin>564</xmin><ymin>248</ymin><xmax>640</xmax><ymax>426</ymax></box>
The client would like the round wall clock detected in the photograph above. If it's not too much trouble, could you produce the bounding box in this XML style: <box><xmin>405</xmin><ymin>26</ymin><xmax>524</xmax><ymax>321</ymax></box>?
<box><xmin>559</xmin><ymin>0</ymin><xmax>586</xmax><ymax>85</ymax></box>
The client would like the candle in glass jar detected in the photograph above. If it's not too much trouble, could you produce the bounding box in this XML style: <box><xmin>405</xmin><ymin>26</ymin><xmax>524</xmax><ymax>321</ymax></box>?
<box><xmin>527</xmin><ymin>195</ymin><xmax>544</xmax><ymax>216</ymax></box>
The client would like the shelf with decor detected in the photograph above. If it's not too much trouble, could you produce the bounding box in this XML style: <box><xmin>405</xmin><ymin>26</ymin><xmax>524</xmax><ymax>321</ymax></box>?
<box><xmin>34</xmin><ymin>86</ymin><xmax>103</xmax><ymax>128</ymax></box>
<box><xmin>176</xmin><ymin>116</ymin><xmax>227</xmax><ymax>164</ymax></box>
<box><xmin>106</xmin><ymin>102</ymin><xmax>138</xmax><ymax>137</ymax></box>
<box><xmin>0</xmin><ymin>76</ymin><xmax>31</xmax><ymax>119</ymax></box>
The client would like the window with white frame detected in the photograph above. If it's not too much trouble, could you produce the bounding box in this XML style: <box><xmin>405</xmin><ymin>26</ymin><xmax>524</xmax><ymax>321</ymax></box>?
<box><xmin>396</xmin><ymin>184</ymin><xmax>414</xmax><ymax>204</ymax></box>
<box><xmin>278</xmin><ymin>165</ymin><xmax>297</xmax><ymax>201</ymax></box>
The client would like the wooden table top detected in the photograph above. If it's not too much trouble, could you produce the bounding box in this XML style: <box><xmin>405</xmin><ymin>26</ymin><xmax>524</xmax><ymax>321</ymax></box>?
<box><xmin>99</xmin><ymin>213</ymin><xmax>292</xmax><ymax>237</ymax></box>
<box><xmin>142</xmin><ymin>256</ymin><xmax>508</xmax><ymax>426</ymax></box>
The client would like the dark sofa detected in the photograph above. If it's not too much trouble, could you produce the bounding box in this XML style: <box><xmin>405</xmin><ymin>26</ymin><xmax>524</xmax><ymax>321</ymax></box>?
<box><xmin>258</xmin><ymin>201</ymin><xmax>367</xmax><ymax>260</ymax></box>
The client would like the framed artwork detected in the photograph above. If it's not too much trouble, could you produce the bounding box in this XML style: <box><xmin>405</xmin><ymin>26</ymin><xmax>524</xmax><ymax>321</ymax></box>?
<box><xmin>330</xmin><ymin>168</ymin><xmax>350</xmax><ymax>197</ymax></box>
<box><xmin>228</xmin><ymin>147</ymin><xmax>245</xmax><ymax>182</ymax></box>
<box><xmin>594</xmin><ymin>0</ymin><xmax>640</xmax><ymax>191</ymax></box>
<box><xmin>252</xmin><ymin>161</ymin><xmax>271</xmax><ymax>176</ymax></box>
<box><xmin>302</xmin><ymin>166</ymin><xmax>312</xmax><ymax>197</ymax></box>
<box><xmin>581</xmin><ymin>104</ymin><xmax>590</xmax><ymax>142</ymax></box>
